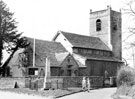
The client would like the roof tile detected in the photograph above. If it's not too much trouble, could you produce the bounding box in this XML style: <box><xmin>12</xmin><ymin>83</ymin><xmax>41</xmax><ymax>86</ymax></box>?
<box><xmin>26</xmin><ymin>37</ymin><xmax>68</xmax><ymax>67</ymax></box>
<box><xmin>60</xmin><ymin>31</ymin><xmax>111</xmax><ymax>51</ymax></box>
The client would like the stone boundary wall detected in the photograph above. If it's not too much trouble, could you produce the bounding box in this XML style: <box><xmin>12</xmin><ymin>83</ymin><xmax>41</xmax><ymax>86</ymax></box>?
<box><xmin>0</xmin><ymin>77</ymin><xmax>26</xmax><ymax>89</ymax></box>
<box><xmin>0</xmin><ymin>76</ymin><xmax>103</xmax><ymax>89</ymax></box>
<box><xmin>49</xmin><ymin>76</ymin><xmax>104</xmax><ymax>88</ymax></box>
<box><xmin>26</xmin><ymin>76</ymin><xmax>104</xmax><ymax>89</ymax></box>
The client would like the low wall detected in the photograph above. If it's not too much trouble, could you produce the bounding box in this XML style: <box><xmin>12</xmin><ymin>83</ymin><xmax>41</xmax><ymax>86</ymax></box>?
<box><xmin>25</xmin><ymin>76</ymin><xmax>104</xmax><ymax>89</ymax></box>
<box><xmin>0</xmin><ymin>77</ymin><xmax>25</xmax><ymax>89</ymax></box>
<box><xmin>0</xmin><ymin>76</ymin><xmax>103</xmax><ymax>89</ymax></box>
<box><xmin>59</xmin><ymin>76</ymin><xmax>104</xmax><ymax>88</ymax></box>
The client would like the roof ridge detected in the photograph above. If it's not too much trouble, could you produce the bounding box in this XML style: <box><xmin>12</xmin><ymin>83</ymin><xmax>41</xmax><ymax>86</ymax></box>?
<box><xmin>60</xmin><ymin>30</ymin><xmax>99</xmax><ymax>39</ymax></box>
<box><xmin>26</xmin><ymin>36</ymin><xmax>61</xmax><ymax>44</ymax></box>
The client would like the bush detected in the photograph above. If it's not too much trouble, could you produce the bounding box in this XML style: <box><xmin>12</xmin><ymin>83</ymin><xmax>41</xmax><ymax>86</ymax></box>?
<box><xmin>116</xmin><ymin>66</ymin><xmax>135</xmax><ymax>87</ymax></box>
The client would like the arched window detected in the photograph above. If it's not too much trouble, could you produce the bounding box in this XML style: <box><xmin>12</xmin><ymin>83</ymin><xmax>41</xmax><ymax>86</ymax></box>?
<box><xmin>96</xmin><ymin>19</ymin><xmax>101</xmax><ymax>31</ymax></box>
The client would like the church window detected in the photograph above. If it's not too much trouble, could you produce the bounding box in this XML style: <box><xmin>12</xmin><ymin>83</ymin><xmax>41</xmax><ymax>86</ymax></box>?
<box><xmin>113</xmin><ymin>24</ymin><xmax>117</xmax><ymax>30</ymax></box>
<box><xmin>113</xmin><ymin>22</ymin><xmax>117</xmax><ymax>31</ymax></box>
<box><xmin>67</xmin><ymin>69</ymin><xmax>72</xmax><ymax>76</ymax></box>
<box><xmin>112</xmin><ymin>17</ymin><xmax>117</xmax><ymax>31</ymax></box>
<box><xmin>96</xmin><ymin>19</ymin><xmax>101</xmax><ymax>31</ymax></box>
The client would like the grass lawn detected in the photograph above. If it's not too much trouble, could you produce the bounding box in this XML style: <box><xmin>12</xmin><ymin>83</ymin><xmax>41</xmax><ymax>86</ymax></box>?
<box><xmin>0</xmin><ymin>88</ymin><xmax>82</xmax><ymax>98</ymax></box>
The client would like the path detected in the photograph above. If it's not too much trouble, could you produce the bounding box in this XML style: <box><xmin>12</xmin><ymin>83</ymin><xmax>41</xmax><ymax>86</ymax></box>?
<box><xmin>0</xmin><ymin>88</ymin><xmax>116</xmax><ymax>99</ymax></box>
<box><xmin>58</xmin><ymin>88</ymin><xmax>116</xmax><ymax>99</ymax></box>
<box><xmin>0</xmin><ymin>91</ymin><xmax>52</xmax><ymax>99</ymax></box>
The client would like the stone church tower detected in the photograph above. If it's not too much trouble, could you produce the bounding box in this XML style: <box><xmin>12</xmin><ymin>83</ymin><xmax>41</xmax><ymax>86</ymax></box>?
<box><xmin>89</xmin><ymin>6</ymin><xmax>122</xmax><ymax>60</ymax></box>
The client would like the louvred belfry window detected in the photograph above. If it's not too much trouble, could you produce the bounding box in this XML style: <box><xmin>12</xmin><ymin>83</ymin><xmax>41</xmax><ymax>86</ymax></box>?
<box><xmin>96</xmin><ymin>19</ymin><xmax>101</xmax><ymax>31</ymax></box>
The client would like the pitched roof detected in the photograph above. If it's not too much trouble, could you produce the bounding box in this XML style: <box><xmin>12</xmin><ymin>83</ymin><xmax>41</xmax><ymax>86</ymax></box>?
<box><xmin>55</xmin><ymin>52</ymin><xmax>72</xmax><ymax>66</ymax></box>
<box><xmin>58</xmin><ymin>31</ymin><xmax>111</xmax><ymax>51</ymax></box>
<box><xmin>73</xmin><ymin>54</ymin><xmax>86</xmax><ymax>67</ymax></box>
<box><xmin>26</xmin><ymin>37</ymin><xmax>68</xmax><ymax>67</ymax></box>
<box><xmin>55</xmin><ymin>52</ymin><xmax>69</xmax><ymax>63</ymax></box>
<box><xmin>27</xmin><ymin>37</ymin><xmax>67</xmax><ymax>54</ymax></box>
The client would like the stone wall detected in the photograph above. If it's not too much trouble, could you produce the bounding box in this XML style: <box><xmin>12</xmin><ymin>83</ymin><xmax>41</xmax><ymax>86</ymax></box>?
<box><xmin>0</xmin><ymin>77</ymin><xmax>25</xmax><ymax>89</ymax></box>
<box><xmin>25</xmin><ymin>76</ymin><xmax>103</xmax><ymax>89</ymax></box>
<box><xmin>111</xmin><ymin>10</ymin><xmax>122</xmax><ymax>60</ymax></box>
<box><xmin>0</xmin><ymin>76</ymin><xmax>103</xmax><ymax>89</ymax></box>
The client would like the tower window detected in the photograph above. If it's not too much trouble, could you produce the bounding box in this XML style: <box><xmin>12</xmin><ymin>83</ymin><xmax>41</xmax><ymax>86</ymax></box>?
<box><xmin>96</xmin><ymin>19</ymin><xmax>101</xmax><ymax>31</ymax></box>
<box><xmin>113</xmin><ymin>19</ymin><xmax>117</xmax><ymax>31</ymax></box>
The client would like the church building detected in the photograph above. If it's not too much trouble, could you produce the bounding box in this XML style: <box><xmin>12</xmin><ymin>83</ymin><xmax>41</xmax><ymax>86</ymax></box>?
<box><xmin>6</xmin><ymin>6</ymin><xmax>123</xmax><ymax>77</ymax></box>
<box><xmin>52</xmin><ymin>6</ymin><xmax>122</xmax><ymax>77</ymax></box>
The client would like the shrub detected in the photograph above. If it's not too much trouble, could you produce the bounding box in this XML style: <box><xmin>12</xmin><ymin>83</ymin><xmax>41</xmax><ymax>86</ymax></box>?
<box><xmin>116</xmin><ymin>66</ymin><xmax>135</xmax><ymax>87</ymax></box>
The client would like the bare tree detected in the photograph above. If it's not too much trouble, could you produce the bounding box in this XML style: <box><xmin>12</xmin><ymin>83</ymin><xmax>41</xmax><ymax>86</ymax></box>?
<box><xmin>122</xmin><ymin>0</ymin><xmax>135</xmax><ymax>42</ymax></box>
<box><xmin>121</xmin><ymin>0</ymin><xmax>135</xmax><ymax>66</ymax></box>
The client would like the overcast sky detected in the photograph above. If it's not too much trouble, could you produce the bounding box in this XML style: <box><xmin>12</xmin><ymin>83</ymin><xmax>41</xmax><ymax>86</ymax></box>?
<box><xmin>4</xmin><ymin>0</ymin><xmax>126</xmax><ymax>40</ymax></box>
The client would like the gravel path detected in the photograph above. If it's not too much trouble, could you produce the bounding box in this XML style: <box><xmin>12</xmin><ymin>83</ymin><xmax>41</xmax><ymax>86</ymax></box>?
<box><xmin>58</xmin><ymin>88</ymin><xmax>117</xmax><ymax>99</ymax></box>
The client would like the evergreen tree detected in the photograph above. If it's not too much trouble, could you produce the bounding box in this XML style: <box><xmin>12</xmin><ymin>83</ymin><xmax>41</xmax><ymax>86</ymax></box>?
<box><xmin>0</xmin><ymin>1</ymin><xmax>29</xmax><ymax>76</ymax></box>
<box><xmin>0</xmin><ymin>0</ymin><xmax>18</xmax><ymax>65</ymax></box>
